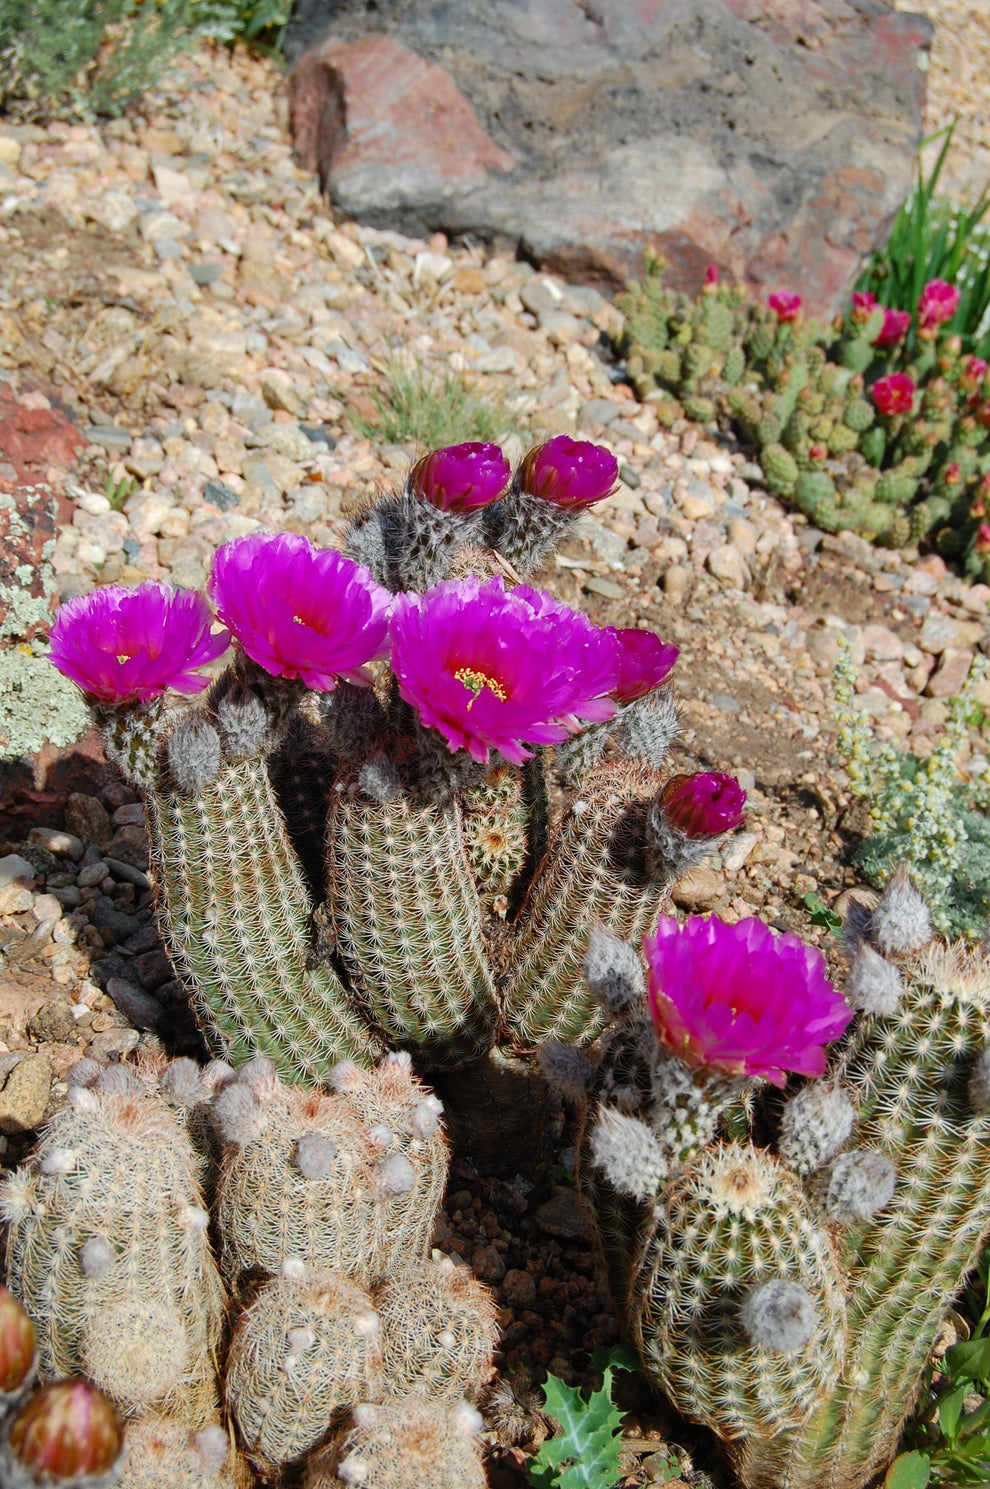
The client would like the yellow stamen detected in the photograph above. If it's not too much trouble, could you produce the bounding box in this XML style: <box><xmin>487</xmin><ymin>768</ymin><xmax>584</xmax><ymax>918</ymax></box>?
<box><xmin>454</xmin><ymin>666</ymin><xmax>507</xmax><ymax>711</ymax></box>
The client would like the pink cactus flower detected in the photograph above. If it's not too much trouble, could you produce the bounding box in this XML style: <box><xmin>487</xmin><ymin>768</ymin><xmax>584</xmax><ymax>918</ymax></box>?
<box><xmin>515</xmin><ymin>436</ymin><xmax>619</xmax><ymax>509</ymax></box>
<box><xmin>8</xmin><ymin>1380</ymin><xmax>123</xmax><ymax>1481</ymax></box>
<box><xmin>644</xmin><ymin>914</ymin><xmax>853</xmax><ymax>1087</ymax></box>
<box><xmin>809</xmin><ymin>443</ymin><xmax>829</xmax><ymax>461</ymax></box>
<box><xmin>851</xmin><ymin>290</ymin><xmax>877</xmax><ymax>324</ymax></box>
<box><xmin>607</xmin><ymin>627</ymin><xmax>680</xmax><ymax>703</ymax></box>
<box><xmin>209</xmin><ymin>532</ymin><xmax>391</xmax><ymax>691</ymax></box>
<box><xmin>703</xmin><ymin>264</ymin><xmax>720</xmax><ymax>286</ymax></box>
<box><xmin>409</xmin><ymin>442</ymin><xmax>510</xmax><ymax>512</ymax></box>
<box><xmin>389</xmin><ymin>574</ymin><xmax>620</xmax><ymax>765</ymax></box>
<box><xmin>659</xmin><ymin>772</ymin><xmax>746</xmax><ymax>838</ymax></box>
<box><xmin>768</xmin><ymin>292</ymin><xmax>802</xmax><ymax>323</ymax></box>
<box><xmin>918</xmin><ymin>277</ymin><xmax>961</xmax><ymax>330</ymax></box>
<box><xmin>871</xmin><ymin>372</ymin><xmax>917</xmax><ymax>417</ymax></box>
<box><xmin>975</xmin><ymin>523</ymin><xmax>990</xmax><ymax>556</ymax></box>
<box><xmin>874</xmin><ymin>307</ymin><xmax>911</xmax><ymax>347</ymax></box>
<box><xmin>962</xmin><ymin>356</ymin><xmax>989</xmax><ymax>393</ymax></box>
<box><xmin>48</xmin><ymin>583</ymin><xmax>229</xmax><ymax>703</ymax></box>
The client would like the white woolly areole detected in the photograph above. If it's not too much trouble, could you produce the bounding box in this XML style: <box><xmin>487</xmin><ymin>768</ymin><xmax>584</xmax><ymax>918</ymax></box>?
<box><xmin>295</xmin><ymin>1132</ymin><xmax>338</xmax><ymax>1179</ymax></box>
<box><xmin>374</xmin><ymin>1153</ymin><xmax>416</xmax><ymax>1195</ymax></box>
<box><xmin>160</xmin><ymin>1058</ymin><xmax>206</xmax><ymax>1108</ymax></box>
<box><xmin>191</xmin><ymin>1426</ymin><xmax>229</xmax><ymax>1474</ymax></box>
<box><xmin>590</xmin><ymin>1107</ymin><xmax>667</xmax><ymax>1202</ymax></box>
<box><xmin>778</xmin><ymin>1084</ymin><xmax>856</xmax><ymax>1176</ymax></box>
<box><xmin>329</xmin><ymin>1060</ymin><xmax>362</xmax><ymax>1093</ymax></box>
<box><xmin>79</xmin><ymin>1235</ymin><xmax>115</xmax><ymax>1279</ymax></box>
<box><xmin>846</xmin><ymin>941</ymin><xmax>902</xmax><ymax>1016</ymax></box>
<box><xmin>870</xmin><ymin>866</ymin><xmax>933</xmax><ymax>954</ymax></box>
<box><xmin>286</xmin><ymin>1327</ymin><xmax>316</xmax><ymax>1355</ymax></box>
<box><xmin>584</xmin><ymin>925</ymin><xmax>646</xmax><ymax>1013</ymax></box>
<box><xmin>352</xmin><ymin>1404</ymin><xmax>379</xmax><ymax>1429</ymax></box>
<box><xmin>212</xmin><ymin>1082</ymin><xmax>267</xmax><ymax>1146</ymax></box>
<box><xmin>740</xmin><ymin>1279</ymin><xmax>817</xmax><ymax>1355</ymax></box>
<box><xmin>385</xmin><ymin>1051</ymin><xmax>413</xmax><ymax>1071</ymax></box>
<box><xmin>353</xmin><ymin>1310</ymin><xmax>380</xmax><ymax>1338</ymax></box>
<box><xmin>407</xmin><ymin>1095</ymin><xmax>443</xmax><ymax>1139</ymax></box>
<box><xmin>452</xmin><ymin>1400</ymin><xmax>484</xmax><ymax>1437</ymax></box>
<box><xmin>338</xmin><ymin>1452</ymin><xmax>370</xmax><ymax>1484</ymax></box>
<box><xmin>281</xmin><ymin>1257</ymin><xmax>307</xmax><ymax>1280</ymax></box>
<box><xmin>41</xmin><ymin>1148</ymin><xmax>77</xmax><ymax>1175</ymax></box>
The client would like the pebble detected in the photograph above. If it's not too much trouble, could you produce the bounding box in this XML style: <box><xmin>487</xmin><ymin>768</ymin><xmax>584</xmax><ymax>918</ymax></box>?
<box><xmin>533</xmin><ymin>1191</ymin><xmax>592</xmax><ymax>1242</ymax></box>
<box><xmin>0</xmin><ymin>1054</ymin><xmax>52</xmax><ymax>1134</ymax></box>
<box><xmin>672</xmin><ymin>864</ymin><xmax>723</xmax><ymax>908</ymax></box>
<box><xmin>0</xmin><ymin>854</ymin><xmax>35</xmax><ymax>889</ymax></box>
<box><xmin>27</xmin><ymin>828</ymin><xmax>84</xmax><ymax>861</ymax></box>
<box><xmin>105</xmin><ymin>978</ymin><xmax>165</xmax><ymax>1032</ymax></box>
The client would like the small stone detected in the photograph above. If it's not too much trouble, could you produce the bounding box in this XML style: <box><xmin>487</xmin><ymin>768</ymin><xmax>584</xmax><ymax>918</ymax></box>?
<box><xmin>112</xmin><ymin>804</ymin><xmax>146</xmax><ymax>828</ymax></box>
<box><xmin>722</xmin><ymin>831</ymin><xmax>758</xmax><ymax>873</ymax></box>
<box><xmin>27</xmin><ymin>999</ymin><xmax>78</xmax><ymax>1045</ymax></box>
<box><xmin>862</xmin><ymin>625</ymin><xmax>903</xmax><ymax>661</ymax></box>
<box><xmin>471</xmin><ymin>1245</ymin><xmax>506</xmax><ymax>1283</ymax></box>
<box><xmin>257</xmin><ymin>422</ymin><xmax>315</xmax><ymax>463</ymax></box>
<box><xmin>707</xmin><ymin>545</ymin><xmax>748</xmax><ymax>589</ymax></box>
<box><xmin>0</xmin><ymin>1054</ymin><xmax>51</xmax><ymax>1134</ymax></box>
<box><xmin>86</xmin><ymin>425</ymin><xmax>132</xmax><ymax>453</ymax></box>
<box><xmin>663</xmin><ymin>565</ymin><xmax>691</xmax><ymax>603</ymax></box>
<box><xmin>0</xmin><ymin>854</ymin><xmax>35</xmax><ymax>889</ymax></box>
<box><xmin>77</xmin><ymin>861</ymin><xmax>110</xmax><ymax>888</ymax></box>
<box><xmin>926</xmin><ymin>648</ymin><xmax>975</xmax><ymax>699</ymax></box>
<box><xmin>105</xmin><ymin>979</ymin><xmax>165</xmax><ymax>1032</ymax></box>
<box><xmin>64</xmin><ymin>794</ymin><xmax>112</xmax><ymax>849</ymax></box>
<box><xmin>672</xmin><ymin>863</ymin><xmax>722</xmax><ymax>908</ymax></box>
<box><xmin>0</xmin><ymin>884</ymin><xmax>34</xmax><ymax>914</ymax></box>
<box><xmin>27</xmin><ymin>827</ymin><xmax>84</xmax><ymax>861</ymax></box>
<box><xmin>533</xmin><ymin>1190</ymin><xmax>592</xmax><ymax>1242</ymax></box>
<box><xmin>104</xmin><ymin>858</ymin><xmax>151</xmax><ymax>890</ymax></box>
<box><xmin>918</xmin><ymin>614</ymin><xmax>959</xmax><ymax>655</ymax></box>
<box><xmin>31</xmin><ymin>893</ymin><xmax>63</xmax><ymax>923</ymax></box>
<box><xmin>584</xmin><ymin>576</ymin><xmax>625</xmax><ymax>600</ymax></box>
<box><xmin>577</xmin><ymin>399</ymin><xmax>621</xmax><ymax>429</ymax></box>
<box><xmin>727</xmin><ymin>516</ymin><xmax>757</xmax><ymax>556</ymax></box>
<box><xmin>202</xmin><ymin>480</ymin><xmax>240</xmax><ymax>512</ymax></box>
<box><xmin>501</xmin><ymin>1269</ymin><xmax>538</xmax><ymax>1309</ymax></box>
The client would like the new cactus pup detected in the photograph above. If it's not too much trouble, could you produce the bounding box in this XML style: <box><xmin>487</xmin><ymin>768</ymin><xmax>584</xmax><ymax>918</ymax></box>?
<box><xmin>548</xmin><ymin>873</ymin><xmax>990</xmax><ymax>1489</ymax></box>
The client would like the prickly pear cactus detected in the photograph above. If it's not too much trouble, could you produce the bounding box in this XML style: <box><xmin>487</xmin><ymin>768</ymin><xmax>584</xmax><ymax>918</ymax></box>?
<box><xmin>552</xmin><ymin>874</ymin><xmax>990</xmax><ymax>1489</ymax></box>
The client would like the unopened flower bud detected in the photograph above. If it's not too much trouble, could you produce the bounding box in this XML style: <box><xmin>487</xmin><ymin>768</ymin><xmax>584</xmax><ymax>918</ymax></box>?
<box><xmin>516</xmin><ymin>436</ymin><xmax>619</xmax><ymax>509</ymax></box>
<box><xmin>0</xmin><ymin>1288</ymin><xmax>35</xmax><ymax>1394</ymax></box>
<box><xmin>658</xmin><ymin>771</ymin><xmax>746</xmax><ymax>838</ymax></box>
<box><xmin>870</xmin><ymin>866</ymin><xmax>932</xmax><ymax>954</ymax></box>
<box><xmin>740</xmin><ymin>1279</ymin><xmax>816</xmax><ymax>1354</ymax></box>
<box><xmin>8</xmin><ymin>1380</ymin><xmax>123</xmax><ymax>1483</ymax></box>
<box><xmin>409</xmin><ymin>442</ymin><xmax>510</xmax><ymax>512</ymax></box>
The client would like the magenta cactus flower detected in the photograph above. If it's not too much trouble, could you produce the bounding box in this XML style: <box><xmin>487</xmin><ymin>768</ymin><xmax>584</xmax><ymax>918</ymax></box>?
<box><xmin>918</xmin><ymin>277</ymin><xmax>961</xmax><ymax>331</ymax></box>
<box><xmin>48</xmin><ymin>583</ymin><xmax>229</xmax><ymax>703</ymax></box>
<box><xmin>516</xmin><ymin>436</ymin><xmax>619</xmax><ymax>510</ymax></box>
<box><xmin>8</xmin><ymin>1380</ymin><xmax>123</xmax><ymax>1481</ymax></box>
<box><xmin>962</xmin><ymin>356</ymin><xmax>989</xmax><ymax>393</ymax></box>
<box><xmin>389</xmin><ymin>575</ymin><xmax>620</xmax><ymax>764</ymax></box>
<box><xmin>209</xmin><ymin>532</ymin><xmax>391</xmax><ymax>691</ymax></box>
<box><xmin>659</xmin><ymin>771</ymin><xmax>746</xmax><ymax>838</ymax></box>
<box><xmin>608</xmin><ymin>627</ymin><xmax>680</xmax><ymax>703</ymax></box>
<box><xmin>409</xmin><ymin>442</ymin><xmax>510</xmax><ymax>512</ymax></box>
<box><xmin>874</xmin><ymin>307</ymin><xmax>911</xmax><ymax>347</ymax></box>
<box><xmin>871</xmin><ymin>372</ymin><xmax>916</xmax><ymax>417</ymax></box>
<box><xmin>644</xmin><ymin>915</ymin><xmax>853</xmax><ymax>1087</ymax></box>
<box><xmin>768</xmin><ymin>291</ymin><xmax>802</xmax><ymax>323</ymax></box>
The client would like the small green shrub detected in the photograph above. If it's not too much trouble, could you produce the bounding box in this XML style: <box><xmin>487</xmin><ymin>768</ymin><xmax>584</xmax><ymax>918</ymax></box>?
<box><xmin>0</xmin><ymin>0</ymin><xmax>239</xmax><ymax>121</ymax></box>
<box><xmin>352</xmin><ymin>358</ymin><xmax>509</xmax><ymax>449</ymax></box>
<box><xmin>834</xmin><ymin>638</ymin><xmax>990</xmax><ymax>940</ymax></box>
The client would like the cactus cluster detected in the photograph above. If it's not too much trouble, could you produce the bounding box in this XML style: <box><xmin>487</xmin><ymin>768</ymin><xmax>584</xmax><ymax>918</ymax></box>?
<box><xmin>617</xmin><ymin>255</ymin><xmax>990</xmax><ymax>574</ymax></box>
<box><xmin>48</xmin><ymin>438</ymin><xmax>745</xmax><ymax>1086</ymax></box>
<box><xmin>543</xmin><ymin>870</ymin><xmax>990</xmax><ymax>1489</ymax></box>
<box><xmin>0</xmin><ymin>1050</ymin><xmax>496</xmax><ymax>1487</ymax></box>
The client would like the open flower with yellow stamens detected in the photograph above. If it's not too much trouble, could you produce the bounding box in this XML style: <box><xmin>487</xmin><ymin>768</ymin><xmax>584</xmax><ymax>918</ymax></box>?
<box><xmin>389</xmin><ymin>575</ymin><xmax>621</xmax><ymax>764</ymax></box>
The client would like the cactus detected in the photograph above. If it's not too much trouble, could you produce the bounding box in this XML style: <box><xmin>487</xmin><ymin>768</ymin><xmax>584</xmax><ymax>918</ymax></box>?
<box><xmin>760</xmin><ymin>444</ymin><xmax>799</xmax><ymax>496</ymax></box>
<box><xmin>303</xmin><ymin>1397</ymin><xmax>487</xmax><ymax>1489</ymax></box>
<box><xmin>1</xmin><ymin>1058</ymin><xmax>225</xmax><ymax>1423</ymax></box>
<box><xmin>554</xmin><ymin>876</ymin><xmax>990</xmax><ymax>1489</ymax></box>
<box><xmin>117</xmin><ymin>1416</ymin><xmax>247</xmax><ymax>1489</ymax></box>
<box><xmin>374</xmin><ymin>1256</ymin><xmax>498</xmax><ymax>1401</ymax></box>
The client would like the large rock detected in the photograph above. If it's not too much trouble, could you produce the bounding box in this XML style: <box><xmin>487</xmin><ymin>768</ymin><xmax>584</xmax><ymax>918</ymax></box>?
<box><xmin>285</xmin><ymin>0</ymin><xmax>932</xmax><ymax>313</ymax></box>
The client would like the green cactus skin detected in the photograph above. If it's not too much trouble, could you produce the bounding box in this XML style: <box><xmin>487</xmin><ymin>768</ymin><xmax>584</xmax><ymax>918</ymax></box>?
<box><xmin>840</xmin><ymin>338</ymin><xmax>874</xmax><ymax>375</ymax></box>
<box><xmin>683</xmin><ymin>394</ymin><xmax>717</xmax><ymax>424</ymax></box>
<box><xmin>303</xmin><ymin>1396</ymin><xmax>487</xmax><ymax>1489</ymax></box>
<box><xmin>760</xmin><ymin>444</ymin><xmax>799</xmax><ymax>496</ymax></box>
<box><xmin>323</xmin><ymin>754</ymin><xmax>498</xmax><ymax>1062</ymax></box>
<box><xmin>149</xmin><ymin>754</ymin><xmax>379</xmax><ymax>1079</ymax></box>
<box><xmin>374</xmin><ymin>1256</ymin><xmax>498</xmax><ymax>1401</ymax></box>
<box><xmin>732</xmin><ymin>941</ymin><xmax>990</xmax><ymax>1489</ymax></box>
<box><xmin>501</xmin><ymin>762</ymin><xmax>673</xmax><ymax>1045</ymax></box>
<box><xmin>722</xmin><ymin>345</ymin><xmax>746</xmax><ymax>385</ymax></box>
<box><xmin>459</xmin><ymin>765</ymin><xmax>528</xmax><ymax>916</ymax></box>
<box><xmin>842</xmin><ymin>399</ymin><xmax>875</xmax><ymax>434</ymax></box>
<box><xmin>792</xmin><ymin>470</ymin><xmax>836</xmax><ymax>520</ymax></box>
<box><xmin>1</xmin><ymin>1066</ymin><xmax>225</xmax><ymax>1423</ymax></box>
<box><xmin>225</xmin><ymin>1269</ymin><xmax>383</xmax><ymax>1472</ymax></box>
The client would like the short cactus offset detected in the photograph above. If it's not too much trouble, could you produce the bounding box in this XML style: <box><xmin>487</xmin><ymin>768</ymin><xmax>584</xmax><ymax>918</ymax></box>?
<box><xmin>117</xmin><ymin>1416</ymin><xmax>248</xmax><ymax>1489</ymax></box>
<box><xmin>553</xmin><ymin>876</ymin><xmax>990</xmax><ymax>1489</ymax></box>
<box><xmin>303</xmin><ymin>1397</ymin><xmax>487</xmax><ymax>1489</ymax></box>
<box><xmin>1</xmin><ymin>1057</ymin><xmax>225</xmax><ymax>1423</ymax></box>
<box><xmin>374</xmin><ymin>1256</ymin><xmax>498</xmax><ymax>1402</ymax></box>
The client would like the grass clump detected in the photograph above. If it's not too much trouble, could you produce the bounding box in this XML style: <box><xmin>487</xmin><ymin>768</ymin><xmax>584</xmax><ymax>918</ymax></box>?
<box><xmin>834</xmin><ymin>638</ymin><xmax>990</xmax><ymax>941</ymax></box>
<box><xmin>351</xmin><ymin>358</ymin><xmax>510</xmax><ymax>449</ymax></box>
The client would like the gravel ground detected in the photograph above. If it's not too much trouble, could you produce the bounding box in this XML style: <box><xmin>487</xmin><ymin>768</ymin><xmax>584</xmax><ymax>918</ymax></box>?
<box><xmin>1</xmin><ymin>33</ymin><xmax>989</xmax><ymax>1489</ymax></box>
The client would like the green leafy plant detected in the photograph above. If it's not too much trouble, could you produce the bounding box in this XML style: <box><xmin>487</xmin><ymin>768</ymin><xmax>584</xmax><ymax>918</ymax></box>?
<box><xmin>834</xmin><ymin>638</ymin><xmax>990</xmax><ymax>939</ymax></box>
<box><xmin>105</xmin><ymin>471</ymin><xmax>139</xmax><ymax>512</ymax></box>
<box><xmin>798</xmin><ymin>889</ymin><xmax>845</xmax><ymax>937</ymax></box>
<box><xmin>221</xmin><ymin>0</ymin><xmax>291</xmax><ymax>51</ymax></box>
<box><xmin>527</xmin><ymin>1348</ymin><xmax>633</xmax><ymax>1489</ymax></box>
<box><xmin>352</xmin><ymin>358</ymin><xmax>509</xmax><ymax>449</ymax></box>
<box><xmin>0</xmin><ymin>0</ymin><xmax>240</xmax><ymax>121</ymax></box>
<box><xmin>857</xmin><ymin>123</ymin><xmax>990</xmax><ymax>360</ymax></box>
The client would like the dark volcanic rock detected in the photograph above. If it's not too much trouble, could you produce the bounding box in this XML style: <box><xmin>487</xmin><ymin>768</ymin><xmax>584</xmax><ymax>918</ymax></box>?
<box><xmin>285</xmin><ymin>0</ymin><xmax>932</xmax><ymax>313</ymax></box>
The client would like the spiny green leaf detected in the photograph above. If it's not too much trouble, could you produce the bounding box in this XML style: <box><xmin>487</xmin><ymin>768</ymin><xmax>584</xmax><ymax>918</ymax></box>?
<box><xmin>527</xmin><ymin>1352</ymin><xmax>627</xmax><ymax>1489</ymax></box>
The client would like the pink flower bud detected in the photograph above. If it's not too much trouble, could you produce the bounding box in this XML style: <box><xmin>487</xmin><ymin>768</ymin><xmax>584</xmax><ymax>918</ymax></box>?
<box><xmin>874</xmin><ymin>307</ymin><xmax>911</xmax><ymax>347</ymax></box>
<box><xmin>918</xmin><ymin>277</ymin><xmax>961</xmax><ymax>330</ymax></box>
<box><xmin>975</xmin><ymin>524</ymin><xmax>990</xmax><ymax>556</ymax></box>
<box><xmin>516</xmin><ymin>436</ymin><xmax>619</xmax><ymax>510</ymax></box>
<box><xmin>768</xmin><ymin>292</ymin><xmax>802</xmax><ymax>323</ymax></box>
<box><xmin>851</xmin><ymin>290</ymin><xmax>877</xmax><ymax>324</ymax></box>
<box><xmin>871</xmin><ymin>373</ymin><xmax>916</xmax><ymax>417</ymax></box>
<box><xmin>703</xmin><ymin>264</ymin><xmax>719</xmax><ymax>288</ymax></box>
<box><xmin>409</xmin><ymin>442</ymin><xmax>510</xmax><ymax>512</ymax></box>
<box><xmin>962</xmin><ymin>356</ymin><xmax>988</xmax><ymax>393</ymax></box>
<box><xmin>8</xmin><ymin>1380</ymin><xmax>123</xmax><ymax>1482</ymax></box>
<box><xmin>659</xmin><ymin>771</ymin><xmax>746</xmax><ymax>838</ymax></box>
<box><xmin>607</xmin><ymin>627</ymin><xmax>679</xmax><ymax>702</ymax></box>
<box><xmin>809</xmin><ymin>443</ymin><xmax>828</xmax><ymax>461</ymax></box>
<box><xmin>0</xmin><ymin>1289</ymin><xmax>35</xmax><ymax>1394</ymax></box>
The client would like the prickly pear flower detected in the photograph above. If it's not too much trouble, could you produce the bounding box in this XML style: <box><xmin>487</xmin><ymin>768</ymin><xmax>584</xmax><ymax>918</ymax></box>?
<box><xmin>962</xmin><ymin>356</ymin><xmax>989</xmax><ymax>393</ymax></box>
<box><xmin>851</xmin><ymin>290</ymin><xmax>877</xmax><ymax>323</ymax></box>
<box><xmin>768</xmin><ymin>291</ymin><xmax>802</xmax><ymax>323</ymax></box>
<box><xmin>874</xmin><ymin>306</ymin><xmax>911</xmax><ymax>347</ymax></box>
<box><xmin>659</xmin><ymin>771</ymin><xmax>746</xmax><ymax>837</ymax></box>
<box><xmin>389</xmin><ymin>574</ymin><xmax>620</xmax><ymax>764</ymax></box>
<box><xmin>644</xmin><ymin>915</ymin><xmax>853</xmax><ymax>1087</ymax></box>
<box><xmin>871</xmin><ymin>372</ymin><xmax>916</xmax><ymax>417</ymax></box>
<box><xmin>8</xmin><ymin>1380</ymin><xmax>123</xmax><ymax>1481</ymax></box>
<box><xmin>975</xmin><ymin>523</ymin><xmax>990</xmax><ymax>556</ymax></box>
<box><xmin>607</xmin><ymin>627</ymin><xmax>680</xmax><ymax>702</ymax></box>
<box><xmin>703</xmin><ymin>264</ymin><xmax>720</xmax><ymax>288</ymax></box>
<box><xmin>409</xmin><ymin>442</ymin><xmax>510</xmax><ymax>512</ymax></box>
<box><xmin>515</xmin><ymin>436</ymin><xmax>619</xmax><ymax>510</ymax></box>
<box><xmin>0</xmin><ymin>1287</ymin><xmax>35</xmax><ymax>1393</ymax></box>
<box><xmin>47</xmin><ymin>583</ymin><xmax>229</xmax><ymax>703</ymax></box>
<box><xmin>209</xmin><ymin>532</ymin><xmax>391</xmax><ymax>691</ymax></box>
<box><xmin>918</xmin><ymin>277</ymin><xmax>961</xmax><ymax>331</ymax></box>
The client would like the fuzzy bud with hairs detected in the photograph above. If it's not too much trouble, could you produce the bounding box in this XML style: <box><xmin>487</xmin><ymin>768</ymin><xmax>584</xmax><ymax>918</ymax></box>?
<box><xmin>740</xmin><ymin>1279</ymin><xmax>818</xmax><ymax>1355</ymax></box>
<box><xmin>822</xmin><ymin>1149</ymin><xmax>897</xmax><ymax>1223</ymax></box>
<box><xmin>167</xmin><ymin>714</ymin><xmax>221</xmax><ymax>794</ymax></box>
<box><xmin>590</xmin><ymin>1106</ymin><xmax>668</xmax><ymax>1201</ymax></box>
<box><xmin>584</xmin><ymin>927</ymin><xmax>646</xmax><ymax>1015</ymax></box>
<box><xmin>845</xmin><ymin>941</ymin><xmax>903</xmax><ymax>1015</ymax></box>
<box><xmin>779</xmin><ymin>1084</ymin><xmax>855</xmax><ymax>1176</ymax></box>
<box><xmin>538</xmin><ymin>1042</ymin><xmax>598</xmax><ymax>1100</ymax></box>
<box><xmin>870</xmin><ymin>866</ymin><xmax>933</xmax><ymax>954</ymax></box>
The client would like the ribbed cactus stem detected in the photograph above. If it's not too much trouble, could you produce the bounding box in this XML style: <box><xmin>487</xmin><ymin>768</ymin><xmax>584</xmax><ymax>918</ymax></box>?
<box><xmin>650</xmin><ymin>1056</ymin><xmax>750</xmax><ymax>1163</ymax></box>
<box><xmin>485</xmin><ymin>489</ymin><xmax>576</xmax><ymax>576</ymax></box>
<box><xmin>395</xmin><ymin>492</ymin><xmax>483</xmax><ymax>591</ymax></box>
<box><xmin>150</xmin><ymin>756</ymin><xmax>379</xmax><ymax>1078</ymax></box>
<box><xmin>95</xmin><ymin>699</ymin><xmax>167</xmax><ymax>792</ymax></box>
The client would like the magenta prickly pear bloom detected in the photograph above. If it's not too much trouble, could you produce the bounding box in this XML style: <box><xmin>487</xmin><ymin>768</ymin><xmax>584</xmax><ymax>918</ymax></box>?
<box><xmin>516</xmin><ymin>436</ymin><xmax>619</xmax><ymax>510</ymax></box>
<box><xmin>8</xmin><ymin>1379</ymin><xmax>123</xmax><ymax>1481</ymax></box>
<box><xmin>409</xmin><ymin>442</ymin><xmax>510</xmax><ymax>512</ymax></box>
<box><xmin>871</xmin><ymin>372</ymin><xmax>916</xmax><ymax>417</ymax></box>
<box><xmin>644</xmin><ymin>915</ymin><xmax>853</xmax><ymax>1087</ymax></box>
<box><xmin>703</xmin><ymin>264</ymin><xmax>720</xmax><ymax>287</ymax></box>
<box><xmin>851</xmin><ymin>290</ymin><xmax>877</xmax><ymax>322</ymax></box>
<box><xmin>389</xmin><ymin>574</ymin><xmax>620</xmax><ymax>764</ymax></box>
<box><xmin>874</xmin><ymin>307</ymin><xmax>911</xmax><ymax>347</ymax></box>
<box><xmin>607</xmin><ymin>627</ymin><xmax>680</xmax><ymax>702</ymax></box>
<box><xmin>768</xmin><ymin>291</ymin><xmax>802</xmax><ymax>322</ymax></box>
<box><xmin>918</xmin><ymin>277</ymin><xmax>961</xmax><ymax>330</ymax></box>
<box><xmin>48</xmin><ymin>583</ymin><xmax>229</xmax><ymax>703</ymax></box>
<box><xmin>209</xmin><ymin>532</ymin><xmax>391</xmax><ymax>691</ymax></box>
<box><xmin>962</xmin><ymin>356</ymin><xmax>989</xmax><ymax>393</ymax></box>
<box><xmin>659</xmin><ymin>771</ymin><xmax>746</xmax><ymax>838</ymax></box>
